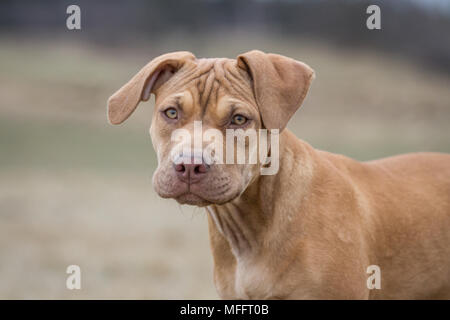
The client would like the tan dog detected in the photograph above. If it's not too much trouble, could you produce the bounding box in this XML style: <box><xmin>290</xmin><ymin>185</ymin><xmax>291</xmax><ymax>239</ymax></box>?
<box><xmin>107</xmin><ymin>50</ymin><xmax>450</xmax><ymax>299</ymax></box>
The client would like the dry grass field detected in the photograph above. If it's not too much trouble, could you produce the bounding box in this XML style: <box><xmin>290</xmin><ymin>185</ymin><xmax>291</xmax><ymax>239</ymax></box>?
<box><xmin>0</xmin><ymin>33</ymin><xmax>449</xmax><ymax>299</ymax></box>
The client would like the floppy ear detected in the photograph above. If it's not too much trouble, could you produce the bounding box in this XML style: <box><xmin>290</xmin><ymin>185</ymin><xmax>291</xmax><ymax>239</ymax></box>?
<box><xmin>107</xmin><ymin>51</ymin><xmax>195</xmax><ymax>125</ymax></box>
<box><xmin>237</xmin><ymin>50</ymin><xmax>314</xmax><ymax>131</ymax></box>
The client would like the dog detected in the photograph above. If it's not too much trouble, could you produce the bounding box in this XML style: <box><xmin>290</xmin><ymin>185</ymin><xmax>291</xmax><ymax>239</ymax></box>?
<box><xmin>107</xmin><ymin>50</ymin><xmax>450</xmax><ymax>299</ymax></box>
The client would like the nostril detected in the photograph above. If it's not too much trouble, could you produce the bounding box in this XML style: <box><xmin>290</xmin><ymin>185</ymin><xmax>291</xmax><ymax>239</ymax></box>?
<box><xmin>175</xmin><ymin>164</ymin><xmax>185</xmax><ymax>172</ymax></box>
<box><xmin>194</xmin><ymin>164</ymin><xmax>209</xmax><ymax>174</ymax></box>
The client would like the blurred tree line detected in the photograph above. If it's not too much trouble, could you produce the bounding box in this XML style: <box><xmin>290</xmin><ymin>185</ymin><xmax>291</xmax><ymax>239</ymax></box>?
<box><xmin>0</xmin><ymin>0</ymin><xmax>449</xmax><ymax>74</ymax></box>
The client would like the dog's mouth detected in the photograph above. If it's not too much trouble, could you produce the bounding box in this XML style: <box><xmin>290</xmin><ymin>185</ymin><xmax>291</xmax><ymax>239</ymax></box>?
<box><xmin>153</xmin><ymin>167</ymin><xmax>242</xmax><ymax>206</ymax></box>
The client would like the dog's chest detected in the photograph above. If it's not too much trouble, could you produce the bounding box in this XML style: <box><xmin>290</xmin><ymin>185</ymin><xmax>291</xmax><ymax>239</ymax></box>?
<box><xmin>230</xmin><ymin>258</ymin><xmax>278</xmax><ymax>299</ymax></box>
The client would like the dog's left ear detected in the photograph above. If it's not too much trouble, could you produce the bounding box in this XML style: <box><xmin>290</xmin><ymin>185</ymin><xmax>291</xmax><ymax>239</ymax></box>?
<box><xmin>237</xmin><ymin>50</ymin><xmax>314</xmax><ymax>131</ymax></box>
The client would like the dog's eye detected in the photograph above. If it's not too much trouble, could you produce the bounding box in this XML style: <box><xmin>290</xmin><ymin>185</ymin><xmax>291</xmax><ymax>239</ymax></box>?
<box><xmin>164</xmin><ymin>108</ymin><xmax>178</xmax><ymax>119</ymax></box>
<box><xmin>231</xmin><ymin>114</ymin><xmax>248</xmax><ymax>126</ymax></box>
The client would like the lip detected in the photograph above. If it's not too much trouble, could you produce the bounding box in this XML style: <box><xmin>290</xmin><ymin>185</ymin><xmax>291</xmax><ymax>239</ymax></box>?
<box><xmin>176</xmin><ymin>187</ymin><xmax>241</xmax><ymax>207</ymax></box>
<box><xmin>175</xmin><ymin>192</ymin><xmax>211</xmax><ymax>206</ymax></box>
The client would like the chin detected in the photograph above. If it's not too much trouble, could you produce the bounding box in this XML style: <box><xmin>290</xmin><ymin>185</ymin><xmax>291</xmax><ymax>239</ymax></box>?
<box><xmin>175</xmin><ymin>193</ymin><xmax>212</xmax><ymax>206</ymax></box>
<box><xmin>174</xmin><ymin>190</ymin><xmax>242</xmax><ymax>207</ymax></box>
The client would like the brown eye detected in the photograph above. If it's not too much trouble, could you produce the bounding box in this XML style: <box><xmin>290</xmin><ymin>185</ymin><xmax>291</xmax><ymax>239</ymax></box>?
<box><xmin>164</xmin><ymin>108</ymin><xmax>178</xmax><ymax>119</ymax></box>
<box><xmin>231</xmin><ymin>114</ymin><xmax>247</xmax><ymax>126</ymax></box>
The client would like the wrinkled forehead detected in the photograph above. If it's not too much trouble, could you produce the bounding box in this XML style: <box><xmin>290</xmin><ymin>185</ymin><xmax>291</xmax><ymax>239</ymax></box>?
<box><xmin>154</xmin><ymin>58</ymin><xmax>256</xmax><ymax>111</ymax></box>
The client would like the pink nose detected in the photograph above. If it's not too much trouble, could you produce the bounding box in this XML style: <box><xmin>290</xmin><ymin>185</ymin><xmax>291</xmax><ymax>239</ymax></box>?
<box><xmin>174</xmin><ymin>161</ymin><xmax>210</xmax><ymax>183</ymax></box>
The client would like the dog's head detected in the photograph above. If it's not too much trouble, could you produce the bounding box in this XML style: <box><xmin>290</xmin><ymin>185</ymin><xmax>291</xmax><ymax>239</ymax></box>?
<box><xmin>107</xmin><ymin>50</ymin><xmax>314</xmax><ymax>206</ymax></box>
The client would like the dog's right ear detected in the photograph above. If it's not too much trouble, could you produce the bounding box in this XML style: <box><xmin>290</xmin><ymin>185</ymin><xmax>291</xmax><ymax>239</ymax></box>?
<box><xmin>107</xmin><ymin>51</ymin><xmax>195</xmax><ymax>125</ymax></box>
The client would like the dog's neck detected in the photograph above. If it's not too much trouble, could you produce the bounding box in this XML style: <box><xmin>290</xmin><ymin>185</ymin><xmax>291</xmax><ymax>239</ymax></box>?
<box><xmin>206</xmin><ymin>183</ymin><xmax>264</xmax><ymax>258</ymax></box>
<box><xmin>206</xmin><ymin>130</ymin><xmax>315</xmax><ymax>263</ymax></box>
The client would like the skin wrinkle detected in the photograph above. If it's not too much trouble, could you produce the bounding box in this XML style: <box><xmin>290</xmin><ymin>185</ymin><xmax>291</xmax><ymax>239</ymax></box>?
<box><xmin>226</xmin><ymin>203</ymin><xmax>253</xmax><ymax>254</ymax></box>
<box><xmin>209</xmin><ymin>190</ymin><xmax>266</xmax><ymax>259</ymax></box>
<box><xmin>165</xmin><ymin>60</ymin><xmax>238</xmax><ymax>118</ymax></box>
<box><xmin>222</xmin><ymin>71</ymin><xmax>254</xmax><ymax>107</ymax></box>
<box><xmin>211</xmin><ymin>204</ymin><xmax>252</xmax><ymax>256</ymax></box>
<box><xmin>159</xmin><ymin>60</ymin><xmax>258</xmax><ymax>143</ymax></box>
<box><xmin>213</xmin><ymin>79</ymin><xmax>220</xmax><ymax>108</ymax></box>
<box><xmin>170</xmin><ymin>59</ymin><xmax>255</xmax><ymax>121</ymax></box>
<box><xmin>200</xmin><ymin>68</ymin><xmax>216</xmax><ymax>113</ymax></box>
<box><xmin>223</xmin><ymin>67</ymin><xmax>255</xmax><ymax>106</ymax></box>
<box><xmin>207</xmin><ymin>206</ymin><xmax>224</xmax><ymax>235</ymax></box>
<box><xmin>169</xmin><ymin>63</ymin><xmax>213</xmax><ymax>96</ymax></box>
<box><xmin>214</xmin><ymin>207</ymin><xmax>240</xmax><ymax>252</ymax></box>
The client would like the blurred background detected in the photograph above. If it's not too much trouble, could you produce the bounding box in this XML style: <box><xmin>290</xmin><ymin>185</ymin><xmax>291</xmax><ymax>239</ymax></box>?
<box><xmin>0</xmin><ymin>0</ymin><xmax>449</xmax><ymax>299</ymax></box>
